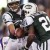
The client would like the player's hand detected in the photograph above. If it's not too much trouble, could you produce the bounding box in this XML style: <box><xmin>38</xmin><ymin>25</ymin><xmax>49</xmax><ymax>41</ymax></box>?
<box><xmin>15</xmin><ymin>28</ymin><xmax>24</xmax><ymax>38</ymax></box>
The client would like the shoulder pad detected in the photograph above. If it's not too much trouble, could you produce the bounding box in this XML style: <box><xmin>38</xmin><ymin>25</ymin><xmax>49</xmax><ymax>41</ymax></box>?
<box><xmin>34</xmin><ymin>11</ymin><xmax>47</xmax><ymax>16</ymax></box>
<box><xmin>4</xmin><ymin>12</ymin><xmax>13</xmax><ymax>18</ymax></box>
<box><xmin>39</xmin><ymin>11</ymin><xmax>47</xmax><ymax>15</ymax></box>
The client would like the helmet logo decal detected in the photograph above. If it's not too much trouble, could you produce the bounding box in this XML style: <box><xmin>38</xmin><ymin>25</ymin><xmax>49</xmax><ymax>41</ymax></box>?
<box><xmin>25</xmin><ymin>5</ymin><xmax>32</xmax><ymax>9</ymax></box>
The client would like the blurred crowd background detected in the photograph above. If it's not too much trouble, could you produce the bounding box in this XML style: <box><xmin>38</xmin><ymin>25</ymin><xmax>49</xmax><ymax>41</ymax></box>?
<box><xmin>0</xmin><ymin>0</ymin><xmax>50</xmax><ymax>38</ymax></box>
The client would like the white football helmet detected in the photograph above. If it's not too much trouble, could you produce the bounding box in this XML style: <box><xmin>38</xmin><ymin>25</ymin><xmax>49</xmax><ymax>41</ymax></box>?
<box><xmin>22</xmin><ymin>2</ymin><xmax>38</xmax><ymax>17</ymax></box>
<box><xmin>7</xmin><ymin>0</ymin><xmax>20</xmax><ymax>12</ymax></box>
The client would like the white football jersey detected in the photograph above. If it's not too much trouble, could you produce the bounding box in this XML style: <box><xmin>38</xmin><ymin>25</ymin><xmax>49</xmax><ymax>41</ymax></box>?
<box><xmin>2</xmin><ymin>12</ymin><xmax>13</xmax><ymax>26</ymax></box>
<box><xmin>2</xmin><ymin>37</ymin><xmax>9</xmax><ymax>49</ymax></box>
<box><xmin>22</xmin><ymin>16</ymin><xmax>34</xmax><ymax>27</ymax></box>
<box><xmin>2</xmin><ymin>37</ymin><xmax>9</xmax><ymax>50</ymax></box>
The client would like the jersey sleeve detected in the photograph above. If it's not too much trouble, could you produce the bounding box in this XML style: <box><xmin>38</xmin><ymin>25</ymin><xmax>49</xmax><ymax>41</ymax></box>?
<box><xmin>2</xmin><ymin>13</ymin><xmax>13</xmax><ymax>26</ymax></box>
<box><xmin>22</xmin><ymin>16</ymin><xmax>34</xmax><ymax>27</ymax></box>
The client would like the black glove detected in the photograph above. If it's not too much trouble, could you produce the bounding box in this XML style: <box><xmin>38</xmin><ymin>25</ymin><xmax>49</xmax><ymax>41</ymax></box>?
<box><xmin>15</xmin><ymin>20</ymin><xmax>22</xmax><ymax>25</ymax></box>
<box><xmin>14</xmin><ymin>20</ymin><xmax>22</xmax><ymax>28</ymax></box>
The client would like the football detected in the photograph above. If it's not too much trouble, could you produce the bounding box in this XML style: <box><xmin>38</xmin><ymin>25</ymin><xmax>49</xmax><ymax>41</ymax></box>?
<box><xmin>15</xmin><ymin>28</ymin><xmax>24</xmax><ymax>38</ymax></box>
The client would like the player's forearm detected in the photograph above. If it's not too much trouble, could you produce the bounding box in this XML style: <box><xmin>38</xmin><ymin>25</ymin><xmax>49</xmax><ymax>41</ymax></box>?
<box><xmin>26</xmin><ymin>25</ymin><xmax>36</xmax><ymax>49</ymax></box>
<box><xmin>26</xmin><ymin>34</ymin><xmax>36</xmax><ymax>48</ymax></box>
<box><xmin>8</xmin><ymin>24</ymin><xmax>15</xmax><ymax>35</ymax></box>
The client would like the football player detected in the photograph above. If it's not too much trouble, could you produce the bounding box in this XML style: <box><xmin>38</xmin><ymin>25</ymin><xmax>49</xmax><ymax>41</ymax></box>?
<box><xmin>2</xmin><ymin>0</ymin><xmax>24</xmax><ymax>50</ymax></box>
<box><xmin>21</xmin><ymin>2</ymin><xmax>50</xmax><ymax>50</ymax></box>
<box><xmin>20</xmin><ymin>2</ymin><xmax>40</xmax><ymax>50</ymax></box>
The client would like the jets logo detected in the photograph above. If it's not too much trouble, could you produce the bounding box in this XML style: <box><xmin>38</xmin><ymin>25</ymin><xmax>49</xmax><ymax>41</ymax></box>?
<box><xmin>25</xmin><ymin>5</ymin><xmax>32</xmax><ymax>9</ymax></box>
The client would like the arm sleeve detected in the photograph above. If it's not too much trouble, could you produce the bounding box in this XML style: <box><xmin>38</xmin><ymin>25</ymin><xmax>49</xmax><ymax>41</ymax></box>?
<box><xmin>2</xmin><ymin>13</ymin><xmax>13</xmax><ymax>26</ymax></box>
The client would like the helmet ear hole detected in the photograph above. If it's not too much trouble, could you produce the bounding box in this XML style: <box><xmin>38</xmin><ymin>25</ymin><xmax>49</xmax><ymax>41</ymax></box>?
<box><xmin>28</xmin><ymin>11</ymin><xmax>29</xmax><ymax>14</ymax></box>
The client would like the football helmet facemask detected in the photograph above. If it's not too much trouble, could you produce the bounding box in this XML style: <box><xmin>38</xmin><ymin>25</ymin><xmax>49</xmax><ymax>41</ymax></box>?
<box><xmin>7</xmin><ymin>0</ymin><xmax>20</xmax><ymax>12</ymax></box>
<box><xmin>22</xmin><ymin>2</ymin><xmax>38</xmax><ymax>17</ymax></box>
